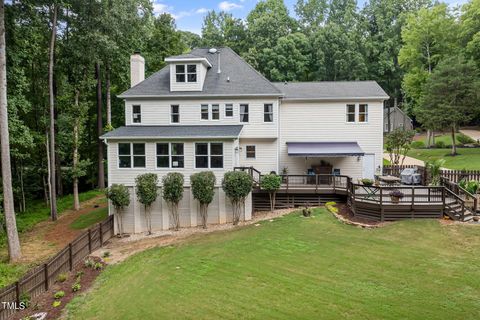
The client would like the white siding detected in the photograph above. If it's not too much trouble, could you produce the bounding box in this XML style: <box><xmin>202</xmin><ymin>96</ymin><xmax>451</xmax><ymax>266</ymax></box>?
<box><xmin>169</xmin><ymin>63</ymin><xmax>207</xmax><ymax>92</ymax></box>
<box><xmin>279</xmin><ymin>100</ymin><xmax>384</xmax><ymax>180</ymax></box>
<box><xmin>124</xmin><ymin>98</ymin><xmax>279</xmax><ymax>139</ymax></box>
<box><xmin>239</xmin><ymin>139</ymin><xmax>278</xmax><ymax>174</ymax></box>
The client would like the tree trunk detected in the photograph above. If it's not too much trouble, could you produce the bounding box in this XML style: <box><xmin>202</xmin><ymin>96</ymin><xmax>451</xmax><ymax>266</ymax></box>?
<box><xmin>48</xmin><ymin>4</ymin><xmax>58</xmax><ymax>221</ymax></box>
<box><xmin>19</xmin><ymin>162</ymin><xmax>25</xmax><ymax>212</ymax></box>
<box><xmin>106</xmin><ymin>64</ymin><xmax>111</xmax><ymax>127</ymax></box>
<box><xmin>45</xmin><ymin>132</ymin><xmax>52</xmax><ymax>208</ymax></box>
<box><xmin>451</xmin><ymin>125</ymin><xmax>457</xmax><ymax>156</ymax></box>
<box><xmin>96</xmin><ymin>62</ymin><xmax>105</xmax><ymax>189</ymax></box>
<box><xmin>73</xmin><ymin>90</ymin><xmax>80</xmax><ymax>211</ymax></box>
<box><xmin>0</xmin><ymin>0</ymin><xmax>21</xmax><ymax>261</ymax></box>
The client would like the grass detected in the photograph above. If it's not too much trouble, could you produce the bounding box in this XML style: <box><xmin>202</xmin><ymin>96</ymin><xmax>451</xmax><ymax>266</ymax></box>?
<box><xmin>415</xmin><ymin>133</ymin><xmax>474</xmax><ymax>147</ymax></box>
<box><xmin>70</xmin><ymin>207</ymin><xmax>108</xmax><ymax>230</ymax></box>
<box><xmin>66</xmin><ymin>209</ymin><xmax>480</xmax><ymax>320</ymax></box>
<box><xmin>408</xmin><ymin>148</ymin><xmax>480</xmax><ymax>170</ymax></box>
<box><xmin>0</xmin><ymin>190</ymin><xmax>103</xmax><ymax>287</ymax></box>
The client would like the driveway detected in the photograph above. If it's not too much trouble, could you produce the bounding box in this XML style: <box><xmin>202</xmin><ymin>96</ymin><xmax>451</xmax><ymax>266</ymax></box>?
<box><xmin>383</xmin><ymin>153</ymin><xmax>425</xmax><ymax>166</ymax></box>
<box><xmin>460</xmin><ymin>128</ymin><xmax>480</xmax><ymax>142</ymax></box>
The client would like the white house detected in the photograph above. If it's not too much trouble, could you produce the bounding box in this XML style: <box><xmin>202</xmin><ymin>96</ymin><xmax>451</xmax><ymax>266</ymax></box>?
<box><xmin>102</xmin><ymin>47</ymin><xmax>389</xmax><ymax>233</ymax></box>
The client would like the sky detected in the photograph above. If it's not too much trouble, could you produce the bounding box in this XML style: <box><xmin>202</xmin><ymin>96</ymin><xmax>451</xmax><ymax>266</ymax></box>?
<box><xmin>153</xmin><ymin>0</ymin><xmax>469</xmax><ymax>35</ymax></box>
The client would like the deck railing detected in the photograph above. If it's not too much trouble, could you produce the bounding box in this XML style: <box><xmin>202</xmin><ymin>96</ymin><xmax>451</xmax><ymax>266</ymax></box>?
<box><xmin>278</xmin><ymin>174</ymin><xmax>350</xmax><ymax>193</ymax></box>
<box><xmin>351</xmin><ymin>184</ymin><xmax>444</xmax><ymax>205</ymax></box>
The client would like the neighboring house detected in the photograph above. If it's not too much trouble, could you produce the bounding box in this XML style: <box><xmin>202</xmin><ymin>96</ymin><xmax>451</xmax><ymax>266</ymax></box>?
<box><xmin>384</xmin><ymin>106</ymin><xmax>413</xmax><ymax>133</ymax></box>
<box><xmin>102</xmin><ymin>47</ymin><xmax>389</xmax><ymax>233</ymax></box>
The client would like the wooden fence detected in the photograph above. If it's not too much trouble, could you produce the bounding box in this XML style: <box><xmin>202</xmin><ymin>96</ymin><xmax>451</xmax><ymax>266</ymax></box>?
<box><xmin>0</xmin><ymin>215</ymin><xmax>114</xmax><ymax>320</ymax></box>
<box><xmin>383</xmin><ymin>165</ymin><xmax>480</xmax><ymax>184</ymax></box>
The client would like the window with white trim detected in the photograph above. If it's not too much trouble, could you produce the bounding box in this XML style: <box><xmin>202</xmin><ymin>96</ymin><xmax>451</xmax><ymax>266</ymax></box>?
<box><xmin>240</xmin><ymin>104</ymin><xmax>249</xmax><ymax>123</ymax></box>
<box><xmin>359</xmin><ymin>104</ymin><xmax>368</xmax><ymax>122</ymax></box>
<box><xmin>118</xmin><ymin>143</ymin><xmax>145</xmax><ymax>168</ymax></box>
<box><xmin>156</xmin><ymin>143</ymin><xmax>184</xmax><ymax>168</ymax></box>
<box><xmin>171</xmin><ymin>105</ymin><xmax>180</xmax><ymax>123</ymax></box>
<box><xmin>346</xmin><ymin>104</ymin><xmax>355</xmax><ymax>123</ymax></box>
<box><xmin>212</xmin><ymin>104</ymin><xmax>220</xmax><ymax>120</ymax></box>
<box><xmin>225</xmin><ymin>104</ymin><xmax>233</xmax><ymax>117</ymax></box>
<box><xmin>132</xmin><ymin>105</ymin><xmax>141</xmax><ymax>123</ymax></box>
<box><xmin>246</xmin><ymin>145</ymin><xmax>256</xmax><ymax>158</ymax></box>
<box><xmin>264</xmin><ymin>104</ymin><xmax>273</xmax><ymax>122</ymax></box>
<box><xmin>175</xmin><ymin>64</ymin><xmax>197</xmax><ymax>83</ymax></box>
<box><xmin>195</xmin><ymin>143</ymin><xmax>223</xmax><ymax>168</ymax></box>
<box><xmin>201</xmin><ymin>104</ymin><xmax>209</xmax><ymax>120</ymax></box>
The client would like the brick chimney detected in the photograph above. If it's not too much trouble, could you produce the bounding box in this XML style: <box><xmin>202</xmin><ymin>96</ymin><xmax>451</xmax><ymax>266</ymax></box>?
<box><xmin>130</xmin><ymin>51</ymin><xmax>145</xmax><ymax>87</ymax></box>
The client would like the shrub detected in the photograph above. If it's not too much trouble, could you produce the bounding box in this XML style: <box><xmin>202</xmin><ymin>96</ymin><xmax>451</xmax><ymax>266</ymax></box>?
<box><xmin>459</xmin><ymin>179</ymin><xmax>480</xmax><ymax>195</ymax></box>
<box><xmin>190</xmin><ymin>171</ymin><xmax>216</xmax><ymax>229</ymax></box>
<box><xmin>434</xmin><ymin>140</ymin><xmax>446</xmax><ymax>149</ymax></box>
<box><xmin>76</xmin><ymin>271</ymin><xmax>84</xmax><ymax>279</ymax></box>
<box><xmin>361</xmin><ymin>178</ymin><xmax>374</xmax><ymax>186</ymax></box>
<box><xmin>105</xmin><ymin>184</ymin><xmax>130</xmax><ymax>237</ymax></box>
<box><xmin>457</xmin><ymin>133</ymin><xmax>475</xmax><ymax>145</ymax></box>
<box><xmin>53</xmin><ymin>291</ymin><xmax>65</xmax><ymax>299</ymax></box>
<box><xmin>411</xmin><ymin>141</ymin><xmax>425</xmax><ymax>149</ymax></box>
<box><xmin>222</xmin><ymin>171</ymin><xmax>253</xmax><ymax>225</ymax></box>
<box><xmin>84</xmin><ymin>258</ymin><xmax>95</xmax><ymax>269</ymax></box>
<box><xmin>72</xmin><ymin>282</ymin><xmax>81</xmax><ymax>292</ymax></box>
<box><xmin>389</xmin><ymin>190</ymin><xmax>405</xmax><ymax>198</ymax></box>
<box><xmin>426</xmin><ymin>159</ymin><xmax>445</xmax><ymax>186</ymax></box>
<box><xmin>162</xmin><ymin>173</ymin><xmax>184</xmax><ymax>231</ymax></box>
<box><xmin>57</xmin><ymin>273</ymin><xmax>68</xmax><ymax>283</ymax></box>
<box><xmin>135</xmin><ymin>173</ymin><xmax>159</xmax><ymax>235</ymax></box>
<box><xmin>93</xmin><ymin>262</ymin><xmax>103</xmax><ymax>270</ymax></box>
<box><xmin>52</xmin><ymin>300</ymin><xmax>61</xmax><ymax>308</ymax></box>
<box><xmin>302</xmin><ymin>203</ymin><xmax>312</xmax><ymax>217</ymax></box>
<box><xmin>260</xmin><ymin>174</ymin><xmax>282</xmax><ymax>211</ymax></box>
<box><xmin>102</xmin><ymin>251</ymin><xmax>111</xmax><ymax>258</ymax></box>
<box><xmin>19</xmin><ymin>292</ymin><xmax>30</xmax><ymax>308</ymax></box>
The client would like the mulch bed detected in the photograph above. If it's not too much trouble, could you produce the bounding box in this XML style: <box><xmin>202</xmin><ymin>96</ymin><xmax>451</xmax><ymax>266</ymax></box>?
<box><xmin>11</xmin><ymin>256</ymin><xmax>105</xmax><ymax>320</ymax></box>
<box><xmin>334</xmin><ymin>203</ymin><xmax>383</xmax><ymax>227</ymax></box>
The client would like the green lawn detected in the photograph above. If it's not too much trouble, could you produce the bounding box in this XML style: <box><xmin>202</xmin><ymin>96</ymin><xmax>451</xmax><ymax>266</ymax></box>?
<box><xmin>415</xmin><ymin>133</ymin><xmax>474</xmax><ymax>147</ymax></box>
<box><xmin>70</xmin><ymin>207</ymin><xmax>108</xmax><ymax>230</ymax></box>
<box><xmin>409</xmin><ymin>148</ymin><xmax>480</xmax><ymax>170</ymax></box>
<box><xmin>0</xmin><ymin>190</ymin><xmax>104</xmax><ymax>287</ymax></box>
<box><xmin>67</xmin><ymin>209</ymin><xmax>480</xmax><ymax>320</ymax></box>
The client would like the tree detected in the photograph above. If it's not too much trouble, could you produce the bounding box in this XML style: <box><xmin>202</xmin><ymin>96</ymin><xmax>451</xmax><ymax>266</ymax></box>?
<box><xmin>105</xmin><ymin>184</ymin><xmax>130</xmax><ymax>237</ymax></box>
<box><xmin>460</xmin><ymin>0</ymin><xmax>480</xmax><ymax>66</ymax></box>
<box><xmin>419</xmin><ymin>56</ymin><xmax>480</xmax><ymax>156</ymax></box>
<box><xmin>48</xmin><ymin>3</ymin><xmax>58</xmax><ymax>221</ymax></box>
<box><xmin>260</xmin><ymin>174</ymin><xmax>281</xmax><ymax>212</ymax></box>
<box><xmin>162</xmin><ymin>173</ymin><xmax>184</xmax><ymax>231</ymax></box>
<box><xmin>201</xmin><ymin>11</ymin><xmax>247</xmax><ymax>55</ymax></box>
<box><xmin>426</xmin><ymin>159</ymin><xmax>445</xmax><ymax>186</ymax></box>
<box><xmin>385</xmin><ymin>128</ymin><xmax>415</xmax><ymax>165</ymax></box>
<box><xmin>135</xmin><ymin>173</ymin><xmax>158</xmax><ymax>235</ymax></box>
<box><xmin>190</xmin><ymin>171</ymin><xmax>216</xmax><ymax>229</ymax></box>
<box><xmin>295</xmin><ymin>0</ymin><xmax>328</xmax><ymax>34</ymax></box>
<box><xmin>0</xmin><ymin>0</ymin><xmax>21</xmax><ymax>262</ymax></box>
<box><xmin>222</xmin><ymin>171</ymin><xmax>253</xmax><ymax>225</ymax></box>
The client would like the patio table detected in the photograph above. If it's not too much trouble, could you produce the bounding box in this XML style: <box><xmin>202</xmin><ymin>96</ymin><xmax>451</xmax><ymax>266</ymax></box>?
<box><xmin>378</xmin><ymin>175</ymin><xmax>401</xmax><ymax>186</ymax></box>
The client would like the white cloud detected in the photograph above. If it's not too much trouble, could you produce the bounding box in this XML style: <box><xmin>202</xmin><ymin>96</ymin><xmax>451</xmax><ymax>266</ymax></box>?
<box><xmin>196</xmin><ymin>8</ymin><xmax>209</xmax><ymax>14</ymax></box>
<box><xmin>218</xmin><ymin>1</ymin><xmax>243</xmax><ymax>11</ymax></box>
<box><xmin>152</xmin><ymin>2</ymin><xmax>170</xmax><ymax>16</ymax></box>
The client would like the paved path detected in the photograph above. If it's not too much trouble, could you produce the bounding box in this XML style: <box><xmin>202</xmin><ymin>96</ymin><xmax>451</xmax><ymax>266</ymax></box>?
<box><xmin>383</xmin><ymin>153</ymin><xmax>425</xmax><ymax>166</ymax></box>
<box><xmin>460</xmin><ymin>129</ymin><xmax>480</xmax><ymax>142</ymax></box>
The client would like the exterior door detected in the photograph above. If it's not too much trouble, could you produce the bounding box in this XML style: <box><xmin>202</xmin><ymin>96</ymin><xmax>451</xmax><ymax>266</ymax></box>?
<box><xmin>362</xmin><ymin>154</ymin><xmax>375</xmax><ymax>179</ymax></box>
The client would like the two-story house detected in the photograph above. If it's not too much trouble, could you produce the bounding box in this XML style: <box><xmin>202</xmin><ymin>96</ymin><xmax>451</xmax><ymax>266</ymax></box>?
<box><xmin>102</xmin><ymin>47</ymin><xmax>388</xmax><ymax>233</ymax></box>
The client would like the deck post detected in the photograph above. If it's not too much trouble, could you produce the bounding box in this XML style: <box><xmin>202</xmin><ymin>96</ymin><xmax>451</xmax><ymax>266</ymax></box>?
<box><xmin>411</xmin><ymin>188</ymin><xmax>415</xmax><ymax>218</ymax></box>
<box><xmin>442</xmin><ymin>188</ymin><xmax>446</xmax><ymax>215</ymax></box>
<box><xmin>315</xmin><ymin>175</ymin><xmax>318</xmax><ymax>193</ymax></box>
<box><xmin>380</xmin><ymin>187</ymin><xmax>384</xmax><ymax>222</ymax></box>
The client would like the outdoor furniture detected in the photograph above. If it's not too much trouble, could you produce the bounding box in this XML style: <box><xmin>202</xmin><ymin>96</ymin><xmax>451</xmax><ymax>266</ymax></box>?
<box><xmin>378</xmin><ymin>175</ymin><xmax>401</xmax><ymax>186</ymax></box>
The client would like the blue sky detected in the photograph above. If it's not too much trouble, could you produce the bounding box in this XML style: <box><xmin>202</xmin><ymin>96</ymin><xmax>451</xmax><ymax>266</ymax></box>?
<box><xmin>154</xmin><ymin>0</ymin><xmax>469</xmax><ymax>35</ymax></box>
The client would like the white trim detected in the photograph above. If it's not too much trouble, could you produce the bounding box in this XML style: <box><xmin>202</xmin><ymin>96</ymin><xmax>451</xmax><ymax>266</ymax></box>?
<box><xmin>118</xmin><ymin>94</ymin><xmax>284</xmax><ymax>99</ymax></box>
<box><xmin>225</xmin><ymin>103</ymin><xmax>234</xmax><ymax>117</ymax></box>
<box><xmin>102</xmin><ymin>136</ymin><xmax>240</xmax><ymax>140</ymax></box>
<box><xmin>155</xmin><ymin>142</ymin><xmax>185</xmax><ymax>170</ymax></box>
<box><xmin>194</xmin><ymin>142</ymin><xmax>224</xmax><ymax>169</ymax></box>
<box><xmin>170</xmin><ymin>104</ymin><xmax>180</xmax><ymax>124</ymax></box>
<box><xmin>245</xmin><ymin>145</ymin><xmax>256</xmax><ymax>159</ymax></box>
<box><xmin>164</xmin><ymin>57</ymin><xmax>212</xmax><ymax>68</ymax></box>
<box><xmin>117</xmin><ymin>142</ymin><xmax>147</xmax><ymax>169</ymax></box>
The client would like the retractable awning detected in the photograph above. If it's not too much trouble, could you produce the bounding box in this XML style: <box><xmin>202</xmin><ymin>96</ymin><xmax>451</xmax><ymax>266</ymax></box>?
<box><xmin>286</xmin><ymin>142</ymin><xmax>364</xmax><ymax>157</ymax></box>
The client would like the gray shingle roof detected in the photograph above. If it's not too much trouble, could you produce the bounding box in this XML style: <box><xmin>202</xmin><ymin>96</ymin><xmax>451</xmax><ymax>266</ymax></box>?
<box><xmin>273</xmin><ymin>81</ymin><xmax>389</xmax><ymax>100</ymax></box>
<box><xmin>101</xmin><ymin>125</ymin><xmax>243</xmax><ymax>139</ymax></box>
<box><xmin>119</xmin><ymin>47</ymin><xmax>282</xmax><ymax>98</ymax></box>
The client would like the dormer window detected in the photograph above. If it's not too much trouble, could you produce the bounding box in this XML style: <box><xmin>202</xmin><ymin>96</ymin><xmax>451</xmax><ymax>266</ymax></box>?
<box><xmin>175</xmin><ymin>64</ymin><xmax>197</xmax><ymax>83</ymax></box>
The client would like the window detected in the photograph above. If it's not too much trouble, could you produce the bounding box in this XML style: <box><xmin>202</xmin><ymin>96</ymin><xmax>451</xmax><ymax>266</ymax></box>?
<box><xmin>118</xmin><ymin>143</ymin><xmax>131</xmax><ymax>168</ymax></box>
<box><xmin>246</xmin><ymin>145</ymin><xmax>256</xmax><ymax>158</ymax></box>
<box><xmin>201</xmin><ymin>104</ymin><xmax>209</xmax><ymax>120</ymax></box>
<box><xmin>175</xmin><ymin>65</ymin><xmax>185</xmax><ymax>82</ymax></box>
<box><xmin>132</xmin><ymin>144</ymin><xmax>146</xmax><ymax>168</ymax></box>
<box><xmin>195</xmin><ymin>143</ymin><xmax>223</xmax><ymax>169</ymax></box>
<box><xmin>240</xmin><ymin>104</ymin><xmax>249</xmax><ymax>123</ymax></box>
<box><xmin>210</xmin><ymin>143</ymin><xmax>223</xmax><ymax>168</ymax></box>
<box><xmin>132</xmin><ymin>105</ymin><xmax>141</xmax><ymax>123</ymax></box>
<box><xmin>346</xmin><ymin>104</ymin><xmax>356</xmax><ymax>122</ymax></box>
<box><xmin>156</xmin><ymin>143</ymin><xmax>184</xmax><ymax>168</ymax></box>
<box><xmin>175</xmin><ymin>64</ymin><xmax>197</xmax><ymax>83</ymax></box>
<box><xmin>264</xmin><ymin>104</ymin><xmax>273</xmax><ymax>122</ymax></box>
<box><xmin>171</xmin><ymin>143</ymin><xmax>184</xmax><ymax>168</ymax></box>
<box><xmin>171</xmin><ymin>105</ymin><xmax>180</xmax><ymax>123</ymax></box>
<box><xmin>225</xmin><ymin>104</ymin><xmax>233</xmax><ymax>117</ymax></box>
<box><xmin>359</xmin><ymin>104</ymin><xmax>368</xmax><ymax>122</ymax></box>
<box><xmin>118</xmin><ymin>143</ymin><xmax>145</xmax><ymax>168</ymax></box>
<box><xmin>156</xmin><ymin>143</ymin><xmax>169</xmax><ymax>168</ymax></box>
<box><xmin>212</xmin><ymin>104</ymin><xmax>220</xmax><ymax>120</ymax></box>
<box><xmin>195</xmin><ymin>143</ymin><xmax>209</xmax><ymax>168</ymax></box>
